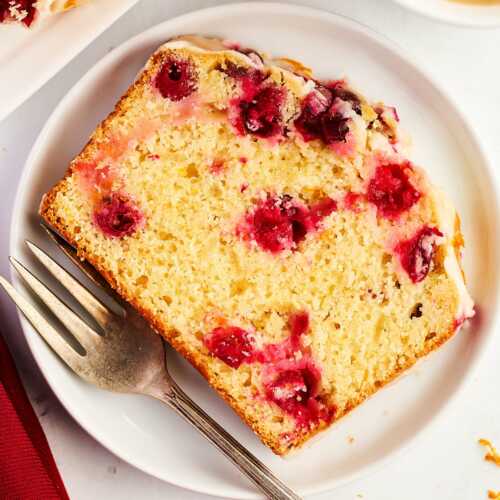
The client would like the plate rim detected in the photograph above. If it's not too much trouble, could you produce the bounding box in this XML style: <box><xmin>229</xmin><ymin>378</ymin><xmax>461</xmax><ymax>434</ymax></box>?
<box><xmin>9</xmin><ymin>2</ymin><xmax>500</xmax><ymax>498</ymax></box>
<box><xmin>391</xmin><ymin>0</ymin><xmax>500</xmax><ymax>28</ymax></box>
<box><xmin>0</xmin><ymin>0</ymin><xmax>140</xmax><ymax>122</ymax></box>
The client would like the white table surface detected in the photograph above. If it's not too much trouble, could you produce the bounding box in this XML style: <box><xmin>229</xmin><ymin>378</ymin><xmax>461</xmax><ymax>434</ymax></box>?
<box><xmin>1</xmin><ymin>1</ymin><xmax>499</xmax><ymax>499</ymax></box>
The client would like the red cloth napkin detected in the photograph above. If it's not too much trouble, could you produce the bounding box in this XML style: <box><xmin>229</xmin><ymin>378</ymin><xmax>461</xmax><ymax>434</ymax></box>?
<box><xmin>0</xmin><ymin>331</ymin><xmax>69</xmax><ymax>500</ymax></box>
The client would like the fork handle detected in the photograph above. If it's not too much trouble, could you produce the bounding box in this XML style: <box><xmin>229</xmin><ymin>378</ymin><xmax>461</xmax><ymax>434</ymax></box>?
<box><xmin>155</xmin><ymin>382</ymin><xmax>302</xmax><ymax>500</ymax></box>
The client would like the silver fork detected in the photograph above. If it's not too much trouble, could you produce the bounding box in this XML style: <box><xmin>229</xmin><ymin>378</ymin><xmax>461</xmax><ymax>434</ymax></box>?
<box><xmin>0</xmin><ymin>225</ymin><xmax>301</xmax><ymax>500</ymax></box>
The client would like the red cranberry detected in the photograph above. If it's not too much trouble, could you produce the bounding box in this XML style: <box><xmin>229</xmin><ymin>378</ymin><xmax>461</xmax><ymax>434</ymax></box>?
<box><xmin>226</xmin><ymin>65</ymin><xmax>285</xmax><ymax>139</ymax></box>
<box><xmin>241</xmin><ymin>196</ymin><xmax>306</xmax><ymax>253</ymax></box>
<box><xmin>367</xmin><ymin>163</ymin><xmax>421</xmax><ymax>219</ymax></box>
<box><xmin>0</xmin><ymin>0</ymin><xmax>36</xmax><ymax>25</ymax></box>
<box><xmin>293</xmin><ymin>90</ymin><xmax>331</xmax><ymax>141</ymax></box>
<box><xmin>93</xmin><ymin>193</ymin><xmax>143</xmax><ymax>238</ymax></box>
<box><xmin>240</xmin><ymin>195</ymin><xmax>337</xmax><ymax>254</ymax></box>
<box><xmin>395</xmin><ymin>226</ymin><xmax>443</xmax><ymax>283</ymax></box>
<box><xmin>265</xmin><ymin>365</ymin><xmax>322</xmax><ymax>425</ymax></box>
<box><xmin>155</xmin><ymin>56</ymin><xmax>197</xmax><ymax>101</ymax></box>
<box><xmin>320</xmin><ymin>112</ymin><xmax>349</xmax><ymax>144</ymax></box>
<box><xmin>239</xmin><ymin>86</ymin><xmax>285</xmax><ymax>138</ymax></box>
<box><xmin>294</xmin><ymin>88</ymin><xmax>351</xmax><ymax>145</ymax></box>
<box><xmin>249</xmin><ymin>196</ymin><xmax>304</xmax><ymax>253</ymax></box>
<box><xmin>204</xmin><ymin>326</ymin><xmax>255</xmax><ymax>368</ymax></box>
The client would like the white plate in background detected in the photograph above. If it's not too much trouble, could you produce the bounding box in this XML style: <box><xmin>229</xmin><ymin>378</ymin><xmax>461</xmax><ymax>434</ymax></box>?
<box><xmin>10</xmin><ymin>3</ymin><xmax>500</xmax><ymax>499</ymax></box>
<box><xmin>393</xmin><ymin>0</ymin><xmax>500</xmax><ymax>27</ymax></box>
<box><xmin>0</xmin><ymin>0</ymin><xmax>139</xmax><ymax>122</ymax></box>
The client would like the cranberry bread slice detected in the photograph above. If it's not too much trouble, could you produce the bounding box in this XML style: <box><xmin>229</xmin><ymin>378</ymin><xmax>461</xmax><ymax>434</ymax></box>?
<box><xmin>40</xmin><ymin>35</ymin><xmax>474</xmax><ymax>455</ymax></box>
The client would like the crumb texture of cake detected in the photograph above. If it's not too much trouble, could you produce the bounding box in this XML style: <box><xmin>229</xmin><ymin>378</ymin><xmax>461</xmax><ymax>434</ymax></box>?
<box><xmin>479</xmin><ymin>439</ymin><xmax>500</xmax><ymax>467</ymax></box>
<box><xmin>40</xmin><ymin>35</ymin><xmax>474</xmax><ymax>455</ymax></box>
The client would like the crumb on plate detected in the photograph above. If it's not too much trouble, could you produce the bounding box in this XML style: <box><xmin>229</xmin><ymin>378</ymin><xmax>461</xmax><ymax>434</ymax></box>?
<box><xmin>479</xmin><ymin>439</ymin><xmax>500</xmax><ymax>466</ymax></box>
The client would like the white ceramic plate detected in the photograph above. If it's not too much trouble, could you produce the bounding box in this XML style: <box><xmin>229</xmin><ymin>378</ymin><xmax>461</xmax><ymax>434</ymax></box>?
<box><xmin>0</xmin><ymin>0</ymin><xmax>139</xmax><ymax>122</ymax></box>
<box><xmin>392</xmin><ymin>0</ymin><xmax>500</xmax><ymax>27</ymax></box>
<box><xmin>10</xmin><ymin>3</ymin><xmax>500</xmax><ymax>499</ymax></box>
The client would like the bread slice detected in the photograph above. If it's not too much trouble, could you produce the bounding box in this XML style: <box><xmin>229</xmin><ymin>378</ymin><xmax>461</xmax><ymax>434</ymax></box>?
<box><xmin>0</xmin><ymin>0</ymin><xmax>85</xmax><ymax>26</ymax></box>
<box><xmin>40</xmin><ymin>35</ymin><xmax>474</xmax><ymax>455</ymax></box>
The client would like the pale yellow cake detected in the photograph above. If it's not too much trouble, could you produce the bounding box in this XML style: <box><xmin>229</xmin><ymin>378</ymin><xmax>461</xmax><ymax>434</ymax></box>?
<box><xmin>40</xmin><ymin>35</ymin><xmax>474</xmax><ymax>455</ymax></box>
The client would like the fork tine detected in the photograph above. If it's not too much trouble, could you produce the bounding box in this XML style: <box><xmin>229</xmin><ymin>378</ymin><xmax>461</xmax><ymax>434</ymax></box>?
<box><xmin>9</xmin><ymin>257</ymin><xmax>101</xmax><ymax>352</ymax></box>
<box><xmin>0</xmin><ymin>274</ymin><xmax>85</xmax><ymax>369</ymax></box>
<box><xmin>26</xmin><ymin>239</ymin><xmax>118</xmax><ymax>328</ymax></box>
<box><xmin>40</xmin><ymin>223</ymin><xmax>125</xmax><ymax>313</ymax></box>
